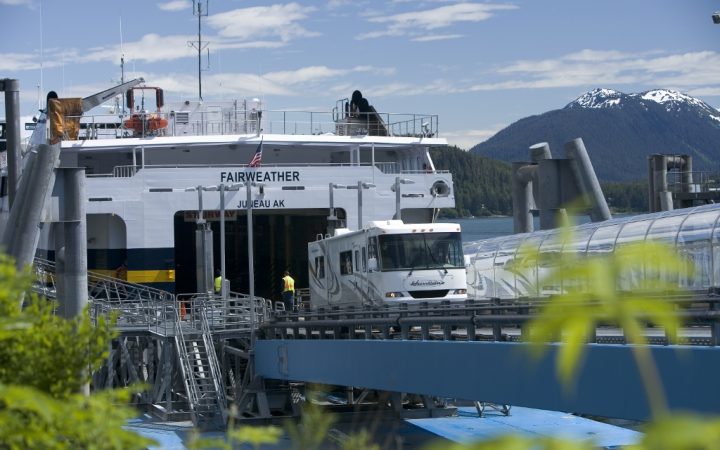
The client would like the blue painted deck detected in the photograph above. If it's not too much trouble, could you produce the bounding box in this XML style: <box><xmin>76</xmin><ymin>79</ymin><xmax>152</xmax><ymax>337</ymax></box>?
<box><xmin>126</xmin><ymin>408</ymin><xmax>641</xmax><ymax>449</ymax></box>
<box><xmin>408</xmin><ymin>407</ymin><xmax>641</xmax><ymax>448</ymax></box>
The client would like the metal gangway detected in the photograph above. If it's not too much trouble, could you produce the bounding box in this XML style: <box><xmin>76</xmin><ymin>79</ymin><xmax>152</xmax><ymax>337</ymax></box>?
<box><xmin>31</xmin><ymin>258</ymin><xmax>270</xmax><ymax>429</ymax></box>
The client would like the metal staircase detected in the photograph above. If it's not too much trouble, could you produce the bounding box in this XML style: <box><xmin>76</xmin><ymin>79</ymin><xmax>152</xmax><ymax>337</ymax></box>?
<box><xmin>32</xmin><ymin>259</ymin><xmax>273</xmax><ymax>429</ymax></box>
<box><xmin>173</xmin><ymin>297</ymin><xmax>228</xmax><ymax>430</ymax></box>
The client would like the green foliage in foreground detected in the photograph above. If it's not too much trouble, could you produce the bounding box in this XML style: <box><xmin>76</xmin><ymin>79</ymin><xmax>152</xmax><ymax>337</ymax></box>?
<box><xmin>0</xmin><ymin>254</ymin><xmax>154</xmax><ymax>450</ymax></box>
<box><xmin>460</xmin><ymin>222</ymin><xmax>720</xmax><ymax>449</ymax></box>
<box><xmin>424</xmin><ymin>434</ymin><xmax>596</xmax><ymax>450</ymax></box>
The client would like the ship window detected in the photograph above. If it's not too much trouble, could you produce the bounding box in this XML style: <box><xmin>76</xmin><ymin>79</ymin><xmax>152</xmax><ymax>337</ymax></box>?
<box><xmin>354</xmin><ymin>250</ymin><xmax>360</xmax><ymax>272</ymax></box>
<box><xmin>340</xmin><ymin>250</ymin><xmax>353</xmax><ymax>275</ymax></box>
<box><xmin>315</xmin><ymin>256</ymin><xmax>325</xmax><ymax>279</ymax></box>
<box><xmin>362</xmin><ymin>247</ymin><xmax>367</xmax><ymax>272</ymax></box>
<box><xmin>0</xmin><ymin>176</ymin><xmax>6</xmax><ymax>197</ymax></box>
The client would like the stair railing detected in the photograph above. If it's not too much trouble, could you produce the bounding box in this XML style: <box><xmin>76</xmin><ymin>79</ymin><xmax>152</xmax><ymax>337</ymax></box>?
<box><xmin>199</xmin><ymin>301</ymin><xmax>228</xmax><ymax>424</ymax></box>
<box><xmin>172</xmin><ymin>296</ymin><xmax>204</xmax><ymax>420</ymax></box>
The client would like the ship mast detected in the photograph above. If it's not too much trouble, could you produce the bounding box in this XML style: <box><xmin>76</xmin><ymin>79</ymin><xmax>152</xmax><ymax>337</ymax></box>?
<box><xmin>189</xmin><ymin>0</ymin><xmax>209</xmax><ymax>101</ymax></box>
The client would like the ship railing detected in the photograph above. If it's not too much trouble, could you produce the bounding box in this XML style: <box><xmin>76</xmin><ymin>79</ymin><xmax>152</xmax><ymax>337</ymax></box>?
<box><xmin>72</xmin><ymin>108</ymin><xmax>440</xmax><ymax>140</ymax></box>
<box><xmin>100</xmin><ymin>162</ymin><xmax>449</xmax><ymax>178</ymax></box>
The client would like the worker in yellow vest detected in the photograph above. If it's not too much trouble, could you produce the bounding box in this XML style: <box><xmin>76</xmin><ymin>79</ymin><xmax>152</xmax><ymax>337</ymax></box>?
<box><xmin>214</xmin><ymin>269</ymin><xmax>224</xmax><ymax>295</ymax></box>
<box><xmin>282</xmin><ymin>270</ymin><xmax>295</xmax><ymax>311</ymax></box>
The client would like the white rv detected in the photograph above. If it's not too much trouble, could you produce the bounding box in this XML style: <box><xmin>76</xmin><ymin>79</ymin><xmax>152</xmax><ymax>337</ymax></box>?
<box><xmin>308</xmin><ymin>220</ymin><xmax>467</xmax><ymax>308</ymax></box>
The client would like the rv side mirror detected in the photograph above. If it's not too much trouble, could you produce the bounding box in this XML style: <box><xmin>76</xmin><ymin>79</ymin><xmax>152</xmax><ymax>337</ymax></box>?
<box><xmin>368</xmin><ymin>257</ymin><xmax>378</xmax><ymax>272</ymax></box>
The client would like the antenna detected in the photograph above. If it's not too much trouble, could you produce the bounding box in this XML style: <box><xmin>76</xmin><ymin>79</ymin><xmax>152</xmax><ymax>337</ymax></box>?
<box><xmin>38</xmin><ymin>0</ymin><xmax>44</xmax><ymax>110</ymax></box>
<box><xmin>120</xmin><ymin>17</ymin><xmax>125</xmax><ymax>84</ymax></box>
<box><xmin>120</xmin><ymin>16</ymin><xmax>126</xmax><ymax>113</ymax></box>
<box><xmin>189</xmin><ymin>0</ymin><xmax>210</xmax><ymax>101</ymax></box>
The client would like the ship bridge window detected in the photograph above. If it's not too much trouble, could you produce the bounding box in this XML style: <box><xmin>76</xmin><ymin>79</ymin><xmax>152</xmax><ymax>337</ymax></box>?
<box><xmin>379</xmin><ymin>232</ymin><xmax>463</xmax><ymax>271</ymax></box>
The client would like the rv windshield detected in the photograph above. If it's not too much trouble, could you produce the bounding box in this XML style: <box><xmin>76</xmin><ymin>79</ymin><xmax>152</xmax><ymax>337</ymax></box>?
<box><xmin>378</xmin><ymin>232</ymin><xmax>463</xmax><ymax>271</ymax></box>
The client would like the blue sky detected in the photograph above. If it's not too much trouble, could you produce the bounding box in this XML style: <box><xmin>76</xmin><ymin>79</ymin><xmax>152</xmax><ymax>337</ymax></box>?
<box><xmin>2</xmin><ymin>0</ymin><xmax>720</xmax><ymax>149</ymax></box>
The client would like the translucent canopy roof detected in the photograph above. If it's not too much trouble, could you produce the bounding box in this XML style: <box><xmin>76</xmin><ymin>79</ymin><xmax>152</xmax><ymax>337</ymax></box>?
<box><xmin>464</xmin><ymin>204</ymin><xmax>720</xmax><ymax>299</ymax></box>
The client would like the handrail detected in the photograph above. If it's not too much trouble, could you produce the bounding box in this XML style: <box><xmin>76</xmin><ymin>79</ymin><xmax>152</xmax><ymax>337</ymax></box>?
<box><xmin>67</xmin><ymin>107</ymin><xmax>441</xmax><ymax>141</ymax></box>
<box><xmin>88</xmin><ymin>163</ymin><xmax>450</xmax><ymax>179</ymax></box>
<box><xmin>199</xmin><ymin>305</ymin><xmax>228</xmax><ymax>422</ymax></box>
<box><xmin>172</xmin><ymin>299</ymin><xmax>204</xmax><ymax>417</ymax></box>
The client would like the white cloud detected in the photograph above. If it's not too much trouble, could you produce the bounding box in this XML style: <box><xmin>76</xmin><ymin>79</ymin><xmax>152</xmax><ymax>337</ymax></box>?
<box><xmin>82</xmin><ymin>34</ymin><xmax>196</xmax><ymax>63</ymax></box>
<box><xmin>359</xmin><ymin>79</ymin><xmax>463</xmax><ymax>97</ymax></box>
<box><xmin>443</xmin><ymin>127</ymin><xmax>504</xmax><ymax>150</ymax></box>
<box><xmin>158</xmin><ymin>0</ymin><xmax>191</xmax><ymax>12</ymax></box>
<box><xmin>207</xmin><ymin>3</ymin><xmax>319</xmax><ymax>42</ymax></box>
<box><xmin>2</xmin><ymin>4</ymin><xmax>320</xmax><ymax>73</ymax></box>
<box><xmin>358</xmin><ymin>2</ymin><xmax>517</xmax><ymax>40</ymax></box>
<box><xmin>0</xmin><ymin>0</ymin><xmax>32</xmax><ymax>5</ymax></box>
<box><xmin>411</xmin><ymin>34</ymin><xmax>462</xmax><ymax>42</ymax></box>
<box><xmin>98</xmin><ymin>65</ymin><xmax>397</xmax><ymax>100</ymax></box>
<box><xmin>0</xmin><ymin>52</ymin><xmax>43</xmax><ymax>71</ymax></box>
<box><xmin>469</xmin><ymin>50</ymin><xmax>720</xmax><ymax>92</ymax></box>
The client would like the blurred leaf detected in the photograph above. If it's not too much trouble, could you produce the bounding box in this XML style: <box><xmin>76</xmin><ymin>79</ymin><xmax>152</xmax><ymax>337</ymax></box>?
<box><xmin>514</xmin><ymin>220</ymin><xmax>691</xmax><ymax>417</ymax></box>
<box><xmin>422</xmin><ymin>434</ymin><xmax>596</xmax><ymax>450</ymax></box>
<box><xmin>229</xmin><ymin>425</ymin><xmax>283</xmax><ymax>449</ymax></box>
<box><xmin>0</xmin><ymin>253</ymin><xmax>153</xmax><ymax>448</ymax></box>
<box><xmin>632</xmin><ymin>414</ymin><xmax>720</xmax><ymax>450</ymax></box>
<box><xmin>341</xmin><ymin>430</ymin><xmax>380</xmax><ymax>450</ymax></box>
<box><xmin>285</xmin><ymin>396</ymin><xmax>336</xmax><ymax>450</ymax></box>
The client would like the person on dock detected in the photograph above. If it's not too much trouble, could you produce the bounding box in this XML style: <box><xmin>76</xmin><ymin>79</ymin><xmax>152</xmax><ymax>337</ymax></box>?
<box><xmin>282</xmin><ymin>270</ymin><xmax>295</xmax><ymax>311</ymax></box>
<box><xmin>214</xmin><ymin>269</ymin><xmax>228</xmax><ymax>295</ymax></box>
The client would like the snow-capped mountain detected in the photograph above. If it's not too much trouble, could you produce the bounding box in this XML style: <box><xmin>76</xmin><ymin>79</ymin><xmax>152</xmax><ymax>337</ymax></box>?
<box><xmin>470</xmin><ymin>88</ymin><xmax>720</xmax><ymax>181</ymax></box>
<box><xmin>567</xmin><ymin>88</ymin><xmax>626</xmax><ymax>109</ymax></box>
<box><xmin>566</xmin><ymin>88</ymin><xmax>720</xmax><ymax>120</ymax></box>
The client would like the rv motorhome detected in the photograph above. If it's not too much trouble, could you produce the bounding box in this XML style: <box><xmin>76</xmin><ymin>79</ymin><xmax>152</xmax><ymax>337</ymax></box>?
<box><xmin>308</xmin><ymin>220</ymin><xmax>467</xmax><ymax>308</ymax></box>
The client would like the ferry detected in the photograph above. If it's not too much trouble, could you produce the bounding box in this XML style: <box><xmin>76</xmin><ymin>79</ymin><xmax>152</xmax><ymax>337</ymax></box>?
<box><xmin>1</xmin><ymin>80</ymin><xmax>456</xmax><ymax>301</ymax></box>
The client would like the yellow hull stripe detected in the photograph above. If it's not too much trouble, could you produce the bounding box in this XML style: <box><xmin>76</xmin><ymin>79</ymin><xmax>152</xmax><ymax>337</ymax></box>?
<box><xmin>88</xmin><ymin>269</ymin><xmax>176</xmax><ymax>283</ymax></box>
<box><xmin>128</xmin><ymin>270</ymin><xmax>176</xmax><ymax>283</ymax></box>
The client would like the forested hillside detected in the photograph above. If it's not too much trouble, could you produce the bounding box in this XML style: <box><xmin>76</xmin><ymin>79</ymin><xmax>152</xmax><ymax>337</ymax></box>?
<box><xmin>430</xmin><ymin>146</ymin><xmax>512</xmax><ymax>217</ymax></box>
<box><xmin>431</xmin><ymin>146</ymin><xmax>647</xmax><ymax>217</ymax></box>
<box><xmin>601</xmin><ymin>180</ymin><xmax>648</xmax><ymax>213</ymax></box>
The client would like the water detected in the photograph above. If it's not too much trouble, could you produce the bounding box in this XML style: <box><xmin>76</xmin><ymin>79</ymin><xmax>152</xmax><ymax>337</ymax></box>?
<box><xmin>444</xmin><ymin>217</ymin><xmax>516</xmax><ymax>242</ymax></box>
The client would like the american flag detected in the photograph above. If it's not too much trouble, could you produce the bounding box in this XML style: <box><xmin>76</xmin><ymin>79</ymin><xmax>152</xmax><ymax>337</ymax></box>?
<box><xmin>248</xmin><ymin>137</ymin><xmax>263</xmax><ymax>167</ymax></box>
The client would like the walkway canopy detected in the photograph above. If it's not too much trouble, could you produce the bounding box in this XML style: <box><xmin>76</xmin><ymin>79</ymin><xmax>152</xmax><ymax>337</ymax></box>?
<box><xmin>464</xmin><ymin>203</ymin><xmax>720</xmax><ymax>299</ymax></box>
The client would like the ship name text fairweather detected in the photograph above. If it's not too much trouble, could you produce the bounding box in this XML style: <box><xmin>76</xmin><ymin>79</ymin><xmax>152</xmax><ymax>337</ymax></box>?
<box><xmin>220</xmin><ymin>170</ymin><xmax>300</xmax><ymax>183</ymax></box>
